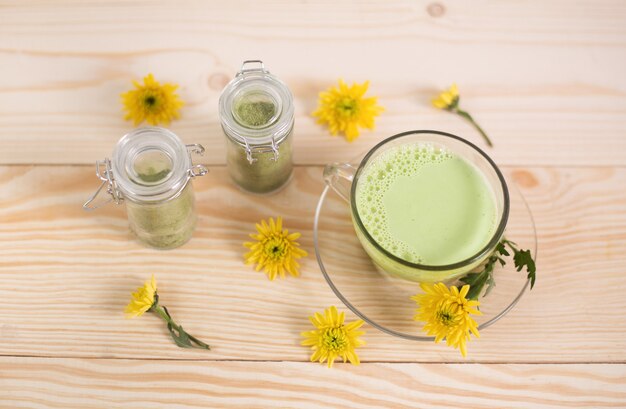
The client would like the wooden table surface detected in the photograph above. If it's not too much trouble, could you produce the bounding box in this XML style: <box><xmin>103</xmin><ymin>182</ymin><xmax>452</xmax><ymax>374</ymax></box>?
<box><xmin>1</xmin><ymin>1</ymin><xmax>625</xmax><ymax>408</ymax></box>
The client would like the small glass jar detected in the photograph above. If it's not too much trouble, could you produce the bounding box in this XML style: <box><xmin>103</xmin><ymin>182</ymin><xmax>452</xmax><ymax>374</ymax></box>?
<box><xmin>219</xmin><ymin>60</ymin><xmax>294</xmax><ymax>194</ymax></box>
<box><xmin>84</xmin><ymin>127</ymin><xmax>207</xmax><ymax>249</ymax></box>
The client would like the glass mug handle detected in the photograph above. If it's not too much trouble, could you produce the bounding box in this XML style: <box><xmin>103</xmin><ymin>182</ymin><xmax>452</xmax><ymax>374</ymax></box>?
<box><xmin>323</xmin><ymin>163</ymin><xmax>357</xmax><ymax>203</ymax></box>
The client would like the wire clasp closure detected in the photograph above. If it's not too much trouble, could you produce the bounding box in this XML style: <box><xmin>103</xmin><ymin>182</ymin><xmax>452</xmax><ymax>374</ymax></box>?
<box><xmin>83</xmin><ymin>144</ymin><xmax>208</xmax><ymax>211</ymax></box>
<box><xmin>83</xmin><ymin>159</ymin><xmax>123</xmax><ymax>211</ymax></box>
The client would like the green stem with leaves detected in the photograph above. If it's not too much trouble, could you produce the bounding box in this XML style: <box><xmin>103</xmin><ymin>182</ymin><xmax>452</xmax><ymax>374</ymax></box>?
<box><xmin>153</xmin><ymin>304</ymin><xmax>179</xmax><ymax>330</ymax></box>
<box><xmin>460</xmin><ymin>238</ymin><xmax>536</xmax><ymax>300</ymax></box>
<box><xmin>151</xmin><ymin>303</ymin><xmax>210</xmax><ymax>350</ymax></box>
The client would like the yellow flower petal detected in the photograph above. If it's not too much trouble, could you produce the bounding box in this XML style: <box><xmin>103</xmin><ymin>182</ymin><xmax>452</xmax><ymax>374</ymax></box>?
<box><xmin>301</xmin><ymin>306</ymin><xmax>365</xmax><ymax>368</ymax></box>
<box><xmin>312</xmin><ymin>79</ymin><xmax>384</xmax><ymax>142</ymax></box>
<box><xmin>449</xmin><ymin>83</ymin><xmax>459</xmax><ymax>97</ymax></box>
<box><xmin>125</xmin><ymin>275</ymin><xmax>157</xmax><ymax>318</ymax></box>
<box><xmin>121</xmin><ymin>73</ymin><xmax>184</xmax><ymax>126</ymax></box>
<box><xmin>243</xmin><ymin>217</ymin><xmax>307</xmax><ymax>280</ymax></box>
<box><xmin>432</xmin><ymin>84</ymin><xmax>460</xmax><ymax>110</ymax></box>
<box><xmin>346</xmin><ymin>350</ymin><xmax>360</xmax><ymax>366</ymax></box>
<box><xmin>412</xmin><ymin>282</ymin><xmax>480</xmax><ymax>357</ymax></box>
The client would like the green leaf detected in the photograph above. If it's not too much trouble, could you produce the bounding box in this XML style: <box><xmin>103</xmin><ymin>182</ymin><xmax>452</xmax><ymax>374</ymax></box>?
<box><xmin>460</xmin><ymin>275</ymin><xmax>484</xmax><ymax>300</ymax></box>
<box><xmin>513</xmin><ymin>249</ymin><xmax>537</xmax><ymax>289</ymax></box>
<box><xmin>187</xmin><ymin>333</ymin><xmax>211</xmax><ymax>350</ymax></box>
<box><xmin>483</xmin><ymin>271</ymin><xmax>496</xmax><ymax>297</ymax></box>
<box><xmin>459</xmin><ymin>238</ymin><xmax>538</xmax><ymax>300</ymax></box>
<box><xmin>495</xmin><ymin>241</ymin><xmax>510</xmax><ymax>257</ymax></box>
<box><xmin>167</xmin><ymin>324</ymin><xmax>211</xmax><ymax>350</ymax></box>
<box><xmin>167</xmin><ymin>323</ymin><xmax>192</xmax><ymax>348</ymax></box>
<box><xmin>161</xmin><ymin>306</ymin><xmax>211</xmax><ymax>350</ymax></box>
<box><xmin>460</xmin><ymin>261</ymin><xmax>495</xmax><ymax>300</ymax></box>
<box><xmin>459</xmin><ymin>239</ymin><xmax>508</xmax><ymax>300</ymax></box>
<box><xmin>460</xmin><ymin>271</ymin><xmax>484</xmax><ymax>288</ymax></box>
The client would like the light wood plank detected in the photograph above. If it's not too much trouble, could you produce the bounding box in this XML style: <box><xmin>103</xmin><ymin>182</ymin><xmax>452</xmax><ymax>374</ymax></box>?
<box><xmin>1</xmin><ymin>1</ymin><xmax>626</xmax><ymax>165</ymax></box>
<box><xmin>0</xmin><ymin>165</ymin><xmax>624</xmax><ymax>362</ymax></box>
<box><xmin>1</xmin><ymin>358</ymin><xmax>625</xmax><ymax>409</ymax></box>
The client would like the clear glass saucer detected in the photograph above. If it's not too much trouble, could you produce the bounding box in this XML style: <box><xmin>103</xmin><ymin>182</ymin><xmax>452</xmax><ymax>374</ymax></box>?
<box><xmin>313</xmin><ymin>171</ymin><xmax>537</xmax><ymax>341</ymax></box>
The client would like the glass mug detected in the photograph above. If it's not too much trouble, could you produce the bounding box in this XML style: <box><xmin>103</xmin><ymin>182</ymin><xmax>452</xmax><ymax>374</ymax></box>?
<box><xmin>323</xmin><ymin>130</ymin><xmax>509</xmax><ymax>283</ymax></box>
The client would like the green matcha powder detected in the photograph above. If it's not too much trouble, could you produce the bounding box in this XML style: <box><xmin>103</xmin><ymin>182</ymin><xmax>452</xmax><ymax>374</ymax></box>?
<box><xmin>227</xmin><ymin>99</ymin><xmax>293</xmax><ymax>194</ymax></box>
<box><xmin>235</xmin><ymin>100</ymin><xmax>276</xmax><ymax>127</ymax></box>
<box><xmin>126</xmin><ymin>158</ymin><xmax>196</xmax><ymax>249</ymax></box>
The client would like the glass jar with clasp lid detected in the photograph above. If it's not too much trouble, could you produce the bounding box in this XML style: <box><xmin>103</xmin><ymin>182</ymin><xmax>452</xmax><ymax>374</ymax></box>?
<box><xmin>83</xmin><ymin>127</ymin><xmax>208</xmax><ymax>249</ymax></box>
<box><xmin>219</xmin><ymin>60</ymin><xmax>295</xmax><ymax>194</ymax></box>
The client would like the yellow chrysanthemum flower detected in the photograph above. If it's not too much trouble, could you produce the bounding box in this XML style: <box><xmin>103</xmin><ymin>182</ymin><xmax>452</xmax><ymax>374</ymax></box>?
<box><xmin>121</xmin><ymin>73</ymin><xmax>184</xmax><ymax>126</ymax></box>
<box><xmin>411</xmin><ymin>282</ymin><xmax>481</xmax><ymax>357</ymax></box>
<box><xmin>244</xmin><ymin>217</ymin><xmax>308</xmax><ymax>280</ymax></box>
<box><xmin>124</xmin><ymin>275</ymin><xmax>211</xmax><ymax>349</ymax></box>
<box><xmin>125</xmin><ymin>274</ymin><xmax>157</xmax><ymax>317</ymax></box>
<box><xmin>313</xmin><ymin>79</ymin><xmax>384</xmax><ymax>142</ymax></box>
<box><xmin>432</xmin><ymin>83</ymin><xmax>459</xmax><ymax>110</ymax></box>
<box><xmin>301</xmin><ymin>306</ymin><xmax>365</xmax><ymax>368</ymax></box>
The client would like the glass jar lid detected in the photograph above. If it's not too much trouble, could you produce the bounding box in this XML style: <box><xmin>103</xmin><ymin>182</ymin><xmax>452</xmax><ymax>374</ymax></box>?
<box><xmin>219</xmin><ymin>60</ymin><xmax>294</xmax><ymax>157</ymax></box>
<box><xmin>111</xmin><ymin>127</ymin><xmax>192</xmax><ymax>203</ymax></box>
<box><xmin>83</xmin><ymin>127</ymin><xmax>207</xmax><ymax>210</ymax></box>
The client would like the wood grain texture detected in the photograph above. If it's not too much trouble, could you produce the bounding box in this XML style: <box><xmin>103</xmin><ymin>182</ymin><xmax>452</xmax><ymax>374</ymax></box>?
<box><xmin>0</xmin><ymin>165</ymin><xmax>624</xmax><ymax>362</ymax></box>
<box><xmin>2</xmin><ymin>1</ymin><xmax>626</xmax><ymax>405</ymax></box>
<box><xmin>1</xmin><ymin>0</ymin><xmax>626</xmax><ymax>166</ymax></box>
<box><xmin>1</xmin><ymin>358</ymin><xmax>625</xmax><ymax>409</ymax></box>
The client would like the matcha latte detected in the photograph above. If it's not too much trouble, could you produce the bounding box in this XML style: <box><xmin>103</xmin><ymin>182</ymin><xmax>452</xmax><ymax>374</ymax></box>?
<box><xmin>355</xmin><ymin>143</ymin><xmax>497</xmax><ymax>267</ymax></box>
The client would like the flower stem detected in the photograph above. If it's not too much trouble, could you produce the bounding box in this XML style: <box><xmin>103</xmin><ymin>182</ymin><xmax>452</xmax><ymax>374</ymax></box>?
<box><xmin>503</xmin><ymin>238</ymin><xmax>519</xmax><ymax>252</ymax></box>
<box><xmin>151</xmin><ymin>304</ymin><xmax>211</xmax><ymax>350</ymax></box>
<box><xmin>455</xmin><ymin>108</ymin><xmax>493</xmax><ymax>147</ymax></box>
<box><xmin>153</xmin><ymin>304</ymin><xmax>180</xmax><ymax>331</ymax></box>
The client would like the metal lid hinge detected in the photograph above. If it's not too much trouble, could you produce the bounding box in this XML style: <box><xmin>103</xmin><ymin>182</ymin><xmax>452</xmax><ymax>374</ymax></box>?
<box><xmin>83</xmin><ymin>158</ymin><xmax>123</xmax><ymax>211</ymax></box>
<box><xmin>186</xmin><ymin>144</ymin><xmax>209</xmax><ymax>178</ymax></box>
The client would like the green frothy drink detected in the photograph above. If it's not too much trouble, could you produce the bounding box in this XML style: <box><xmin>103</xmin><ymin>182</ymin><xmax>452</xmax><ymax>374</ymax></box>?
<box><xmin>355</xmin><ymin>143</ymin><xmax>497</xmax><ymax>266</ymax></box>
